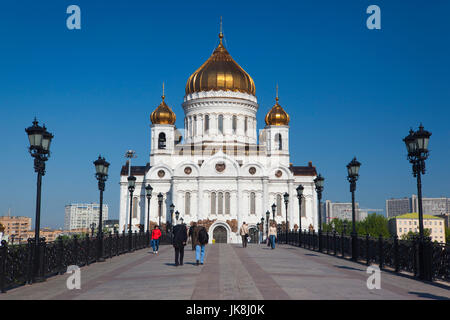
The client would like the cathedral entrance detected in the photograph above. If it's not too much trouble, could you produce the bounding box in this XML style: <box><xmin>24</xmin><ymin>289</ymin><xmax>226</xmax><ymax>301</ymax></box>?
<box><xmin>248</xmin><ymin>227</ymin><xmax>259</xmax><ymax>244</ymax></box>
<box><xmin>213</xmin><ymin>226</ymin><xmax>227</xmax><ymax>243</ymax></box>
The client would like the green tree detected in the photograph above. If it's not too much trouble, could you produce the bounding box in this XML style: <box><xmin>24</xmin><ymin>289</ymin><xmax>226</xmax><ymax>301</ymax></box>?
<box><xmin>400</xmin><ymin>228</ymin><xmax>432</xmax><ymax>241</ymax></box>
<box><xmin>322</xmin><ymin>213</ymin><xmax>389</xmax><ymax>238</ymax></box>
<box><xmin>445</xmin><ymin>227</ymin><xmax>450</xmax><ymax>243</ymax></box>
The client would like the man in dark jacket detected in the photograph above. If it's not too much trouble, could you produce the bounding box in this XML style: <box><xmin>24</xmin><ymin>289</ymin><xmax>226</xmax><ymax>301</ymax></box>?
<box><xmin>192</xmin><ymin>225</ymin><xmax>208</xmax><ymax>265</ymax></box>
<box><xmin>173</xmin><ymin>223</ymin><xmax>188</xmax><ymax>266</ymax></box>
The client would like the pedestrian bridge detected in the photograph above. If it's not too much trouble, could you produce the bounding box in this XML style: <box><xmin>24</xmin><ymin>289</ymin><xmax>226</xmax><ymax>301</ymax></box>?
<box><xmin>1</xmin><ymin>244</ymin><xmax>449</xmax><ymax>300</ymax></box>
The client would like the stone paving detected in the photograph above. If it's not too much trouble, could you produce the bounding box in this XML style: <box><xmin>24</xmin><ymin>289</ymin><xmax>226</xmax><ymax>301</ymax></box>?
<box><xmin>1</xmin><ymin>244</ymin><xmax>449</xmax><ymax>300</ymax></box>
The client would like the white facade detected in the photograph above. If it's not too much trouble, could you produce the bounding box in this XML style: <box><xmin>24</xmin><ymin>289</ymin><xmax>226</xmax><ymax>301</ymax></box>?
<box><xmin>119</xmin><ymin>41</ymin><xmax>319</xmax><ymax>244</ymax></box>
<box><xmin>64</xmin><ymin>203</ymin><xmax>109</xmax><ymax>230</ymax></box>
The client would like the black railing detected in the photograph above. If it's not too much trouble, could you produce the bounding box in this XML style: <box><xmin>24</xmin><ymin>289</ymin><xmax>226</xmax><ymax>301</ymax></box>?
<box><xmin>277</xmin><ymin>230</ymin><xmax>449</xmax><ymax>283</ymax></box>
<box><xmin>0</xmin><ymin>230</ymin><xmax>172</xmax><ymax>293</ymax></box>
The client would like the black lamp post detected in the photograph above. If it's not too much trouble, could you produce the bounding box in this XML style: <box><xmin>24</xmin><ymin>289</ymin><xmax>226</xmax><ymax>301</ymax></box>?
<box><xmin>403</xmin><ymin>124</ymin><xmax>432</xmax><ymax>280</ymax></box>
<box><xmin>296</xmin><ymin>184</ymin><xmax>304</xmax><ymax>245</ymax></box>
<box><xmin>283</xmin><ymin>192</ymin><xmax>289</xmax><ymax>244</ymax></box>
<box><xmin>179</xmin><ymin>217</ymin><xmax>184</xmax><ymax>225</ymax></box>
<box><xmin>260</xmin><ymin>217</ymin><xmax>264</xmax><ymax>244</ymax></box>
<box><xmin>90</xmin><ymin>223</ymin><xmax>96</xmax><ymax>237</ymax></box>
<box><xmin>169</xmin><ymin>203</ymin><xmax>175</xmax><ymax>242</ymax></box>
<box><xmin>93</xmin><ymin>155</ymin><xmax>109</xmax><ymax>262</ymax></box>
<box><xmin>175</xmin><ymin>211</ymin><xmax>180</xmax><ymax>224</ymax></box>
<box><xmin>265</xmin><ymin>210</ymin><xmax>270</xmax><ymax>241</ymax></box>
<box><xmin>346</xmin><ymin>157</ymin><xmax>361</xmax><ymax>261</ymax></box>
<box><xmin>314</xmin><ymin>173</ymin><xmax>324</xmax><ymax>252</ymax></box>
<box><xmin>271</xmin><ymin>203</ymin><xmax>276</xmax><ymax>224</ymax></box>
<box><xmin>157</xmin><ymin>193</ymin><xmax>163</xmax><ymax>228</ymax></box>
<box><xmin>127</xmin><ymin>175</ymin><xmax>136</xmax><ymax>251</ymax></box>
<box><xmin>145</xmin><ymin>184</ymin><xmax>153</xmax><ymax>233</ymax></box>
<box><xmin>25</xmin><ymin>118</ymin><xmax>53</xmax><ymax>282</ymax></box>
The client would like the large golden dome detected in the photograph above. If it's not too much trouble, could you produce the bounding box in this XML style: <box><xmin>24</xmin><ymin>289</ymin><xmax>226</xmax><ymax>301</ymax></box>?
<box><xmin>185</xmin><ymin>33</ymin><xmax>256</xmax><ymax>96</ymax></box>
<box><xmin>150</xmin><ymin>92</ymin><xmax>176</xmax><ymax>125</ymax></box>
<box><xmin>265</xmin><ymin>96</ymin><xmax>290</xmax><ymax>126</ymax></box>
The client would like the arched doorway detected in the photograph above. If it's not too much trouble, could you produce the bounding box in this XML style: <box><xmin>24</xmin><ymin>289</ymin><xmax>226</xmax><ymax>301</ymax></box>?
<box><xmin>213</xmin><ymin>225</ymin><xmax>227</xmax><ymax>243</ymax></box>
<box><xmin>248</xmin><ymin>227</ymin><xmax>259</xmax><ymax>244</ymax></box>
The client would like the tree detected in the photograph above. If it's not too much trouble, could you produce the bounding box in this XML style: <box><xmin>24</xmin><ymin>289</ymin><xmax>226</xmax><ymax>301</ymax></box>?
<box><xmin>445</xmin><ymin>227</ymin><xmax>450</xmax><ymax>243</ymax></box>
<box><xmin>322</xmin><ymin>213</ymin><xmax>389</xmax><ymax>238</ymax></box>
<box><xmin>400</xmin><ymin>228</ymin><xmax>432</xmax><ymax>241</ymax></box>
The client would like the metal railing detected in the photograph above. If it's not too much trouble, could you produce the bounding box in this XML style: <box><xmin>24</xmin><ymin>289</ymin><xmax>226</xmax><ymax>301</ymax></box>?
<box><xmin>0</xmin><ymin>230</ymin><xmax>172</xmax><ymax>293</ymax></box>
<box><xmin>277</xmin><ymin>230</ymin><xmax>449</xmax><ymax>283</ymax></box>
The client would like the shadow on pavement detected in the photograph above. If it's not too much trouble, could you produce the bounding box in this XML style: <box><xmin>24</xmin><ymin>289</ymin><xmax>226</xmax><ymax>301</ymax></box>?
<box><xmin>408</xmin><ymin>291</ymin><xmax>450</xmax><ymax>300</ymax></box>
<box><xmin>334</xmin><ymin>265</ymin><xmax>365</xmax><ymax>272</ymax></box>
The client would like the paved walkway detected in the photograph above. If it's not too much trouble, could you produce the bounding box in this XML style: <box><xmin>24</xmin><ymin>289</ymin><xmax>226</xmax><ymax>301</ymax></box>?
<box><xmin>1</xmin><ymin>244</ymin><xmax>449</xmax><ymax>300</ymax></box>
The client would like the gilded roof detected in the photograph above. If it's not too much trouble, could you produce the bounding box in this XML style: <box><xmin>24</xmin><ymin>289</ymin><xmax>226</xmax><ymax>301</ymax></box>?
<box><xmin>185</xmin><ymin>33</ymin><xmax>256</xmax><ymax>96</ymax></box>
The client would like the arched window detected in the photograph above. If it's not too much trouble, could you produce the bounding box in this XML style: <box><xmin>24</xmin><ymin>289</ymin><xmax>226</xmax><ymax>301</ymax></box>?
<box><xmin>158</xmin><ymin>132</ymin><xmax>166</xmax><ymax>149</ymax></box>
<box><xmin>185</xmin><ymin>192</ymin><xmax>191</xmax><ymax>216</ymax></box>
<box><xmin>275</xmin><ymin>133</ymin><xmax>282</xmax><ymax>150</ymax></box>
<box><xmin>204</xmin><ymin>115</ymin><xmax>209</xmax><ymax>133</ymax></box>
<box><xmin>250</xmin><ymin>192</ymin><xmax>256</xmax><ymax>215</ymax></box>
<box><xmin>218</xmin><ymin>192</ymin><xmax>224</xmax><ymax>215</ymax></box>
<box><xmin>232</xmin><ymin>115</ymin><xmax>237</xmax><ymax>133</ymax></box>
<box><xmin>211</xmin><ymin>192</ymin><xmax>216</xmax><ymax>215</ymax></box>
<box><xmin>276</xmin><ymin>194</ymin><xmax>282</xmax><ymax>216</ymax></box>
<box><xmin>132</xmin><ymin>197</ymin><xmax>138</xmax><ymax>219</ymax></box>
<box><xmin>218</xmin><ymin>115</ymin><xmax>223</xmax><ymax>134</ymax></box>
<box><xmin>225</xmin><ymin>192</ymin><xmax>230</xmax><ymax>215</ymax></box>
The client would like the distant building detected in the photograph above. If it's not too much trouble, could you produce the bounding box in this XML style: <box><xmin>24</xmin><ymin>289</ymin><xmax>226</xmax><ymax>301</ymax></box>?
<box><xmin>389</xmin><ymin>213</ymin><xmax>446</xmax><ymax>243</ymax></box>
<box><xmin>324</xmin><ymin>201</ymin><xmax>369</xmax><ymax>222</ymax></box>
<box><xmin>411</xmin><ymin>195</ymin><xmax>450</xmax><ymax>216</ymax></box>
<box><xmin>386</xmin><ymin>196</ymin><xmax>450</xmax><ymax>218</ymax></box>
<box><xmin>386</xmin><ymin>198</ymin><xmax>412</xmax><ymax>218</ymax></box>
<box><xmin>64</xmin><ymin>203</ymin><xmax>108</xmax><ymax>230</ymax></box>
<box><xmin>0</xmin><ymin>215</ymin><xmax>32</xmax><ymax>243</ymax></box>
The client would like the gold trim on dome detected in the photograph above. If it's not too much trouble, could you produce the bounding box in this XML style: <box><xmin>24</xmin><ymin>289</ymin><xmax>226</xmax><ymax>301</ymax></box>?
<box><xmin>185</xmin><ymin>31</ymin><xmax>256</xmax><ymax>96</ymax></box>
<box><xmin>150</xmin><ymin>83</ymin><xmax>176</xmax><ymax>125</ymax></box>
<box><xmin>265</xmin><ymin>89</ymin><xmax>290</xmax><ymax>126</ymax></box>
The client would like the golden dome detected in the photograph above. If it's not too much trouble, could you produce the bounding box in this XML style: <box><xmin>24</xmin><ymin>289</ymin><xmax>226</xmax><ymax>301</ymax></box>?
<box><xmin>150</xmin><ymin>90</ymin><xmax>176</xmax><ymax>125</ymax></box>
<box><xmin>265</xmin><ymin>96</ymin><xmax>290</xmax><ymax>126</ymax></box>
<box><xmin>185</xmin><ymin>32</ymin><xmax>255</xmax><ymax>96</ymax></box>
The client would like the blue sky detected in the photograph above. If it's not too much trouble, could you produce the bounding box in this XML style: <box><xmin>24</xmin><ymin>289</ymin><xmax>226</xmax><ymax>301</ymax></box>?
<box><xmin>0</xmin><ymin>0</ymin><xmax>449</xmax><ymax>228</ymax></box>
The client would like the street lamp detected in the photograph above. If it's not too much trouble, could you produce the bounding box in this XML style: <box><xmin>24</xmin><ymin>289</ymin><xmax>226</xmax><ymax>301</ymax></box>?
<box><xmin>179</xmin><ymin>217</ymin><xmax>184</xmax><ymax>225</ymax></box>
<box><xmin>93</xmin><ymin>155</ymin><xmax>109</xmax><ymax>262</ymax></box>
<box><xmin>296</xmin><ymin>184</ymin><xmax>304</xmax><ymax>245</ymax></box>
<box><xmin>347</xmin><ymin>157</ymin><xmax>361</xmax><ymax>261</ymax></box>
<box><xmin>271</xmin><ymin>203</ymin><xmax>276</xmax><ymax>224</ymax></box>
<box><xmin>265</xmin><ymin>210</ymin><xmax>270</xmax><ymax>243</ymax></box>
<box><xmin>403</xmin><ymin>124</ymin><xmax>432</xmax><ymax>280</ymax></box>
<box><xmin>157</xmin><ymin>193</ymin><xmax>163</xmax><ymax>228</ymax></box>
<box><xmin>25</xmin><ymin>118</ymin><xmax>53</xmax><ymax>282</ymax></box>
<box><xmin>175</xmin><ymin>210</ymin><xmax>180</xmax><ymax>224</ymax></box>
<box><xmin>314</xmin><ymin>173</ymin><xmax>324</xmax><ymax>252</ymax></box>
<box><xmin>283</xmin><ymin>192</ymin><xmax>289</xmax><ymax>244</ymax></box>
<box><xmin>145</xmin><ymin>184</ymin><xmax>153</xmax><ymax>234</ymax></box>
<box><xmin>127</xmin><ymin>175</ymin><xmax>136</xmax><ymax>251</ymax></box>
<box><xmin>260</xmin><ymin>217</ymin><xmax>264</xmax><ymax>245</ymax></box>
<box><xmin>90</xmin><ymin>223</ymin><xmax>96</xmax><ymax>237</ymax></box>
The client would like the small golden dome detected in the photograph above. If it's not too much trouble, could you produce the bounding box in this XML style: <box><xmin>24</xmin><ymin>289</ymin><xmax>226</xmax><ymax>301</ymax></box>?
<box><xmin>185</xmin><ymin>32</ymin><xmax>255</xmax><ymax>96</ymax></box>
<box><xmin>150</xmin><ymin>92</ymin><xmax>176</xmax><ymax>125</ymax></box>
<box><xmin>265</xmin><ymin>96</ymin><xmax>290</xmax><ymax>126</ymax></box>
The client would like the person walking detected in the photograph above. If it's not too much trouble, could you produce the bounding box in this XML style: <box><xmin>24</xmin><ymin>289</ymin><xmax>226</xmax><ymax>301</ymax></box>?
<box><xmin>268</xmin><ymin>223</ymin><xmax>277</xmax><ymax>249</ymax></box>
<box><xmin>188</xmin><ymin>223</ymin><xmax>196</xmax><ymax>250</ymax></box>
<box><xmin>151</xmin><ymin>225</ymin><xmax>162</xmax><ymax>254</ymax></box>
<box><xmin>239</xmin><ymin>222</ymin><xmax>249</xmax><ymax>248</ymax></box>
<box><xmin>173</xmin><ymin>223</ymin><xmax>188</xmax><ymax>266</ymax></box>
<box><xmin>192</xmin><ymin>225</ymin><xmax>208</xmax><ymax>265</ymax></box>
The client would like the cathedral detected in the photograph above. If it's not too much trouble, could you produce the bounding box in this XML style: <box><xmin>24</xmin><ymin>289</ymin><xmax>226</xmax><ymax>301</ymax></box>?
<box><xmin>119</xmin><ymin>30</ymin><xmax>319</xmax><ymax>243</ymax></box>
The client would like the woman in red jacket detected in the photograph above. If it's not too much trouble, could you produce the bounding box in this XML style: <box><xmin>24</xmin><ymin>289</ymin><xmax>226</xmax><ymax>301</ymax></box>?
<box><xmin>151</xmin><ymin>225</ymin><xmax>162</xmax><ymax>254</ymax></box>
